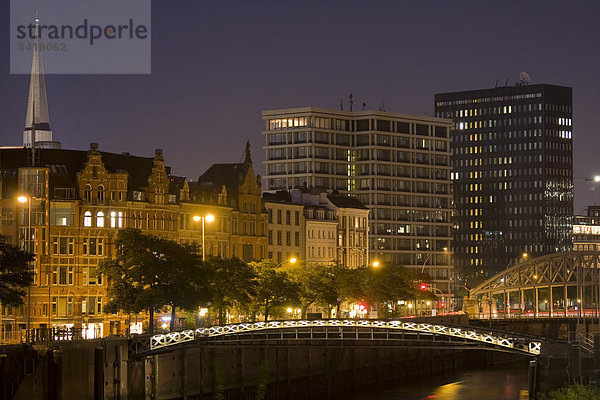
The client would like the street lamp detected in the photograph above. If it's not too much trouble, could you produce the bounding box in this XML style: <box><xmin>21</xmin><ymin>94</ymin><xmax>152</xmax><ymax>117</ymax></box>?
<box><xmin>277</xmin><ymin>257</ymin><xmax>297</xmax><ymax>268</ymax></box>
<box><xmin>18</xmin><ymin>195</ymin><xmax>32</xmax><ymax>342</ymax></box>
<box><xmin>193</xmin><ymin>214</ymin><xmax>215</xmax><ymax>261</ymax></box>
<box><xmin>585</xmin><ymin>175</ymin><xmax>600</xmax><ymax>205</ymax></box>
<box><xmin>371</xmin><ymin>260</ymin><xmax>380</xmax><ymax>268</ymax></box>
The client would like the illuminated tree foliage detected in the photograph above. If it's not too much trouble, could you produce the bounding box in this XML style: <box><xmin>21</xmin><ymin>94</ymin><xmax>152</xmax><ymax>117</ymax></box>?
<box><xmin>99</xmin><ymin>229</ymin><xmax>210</xmax><ymax>332</ymax></box>
<box><xmin>0</xmin><ymin>239</ymin><xmax>34</xmax><ymax>306</ymax></box>
<box><xmin>205</xmin><ymin>257</ymin><xmax>257</xmax><ymax>324</ymax></box>
<box><xmin>249</xmin><ymin>259</ymin><xmax>299</xmax><ymax>322</ymax></box>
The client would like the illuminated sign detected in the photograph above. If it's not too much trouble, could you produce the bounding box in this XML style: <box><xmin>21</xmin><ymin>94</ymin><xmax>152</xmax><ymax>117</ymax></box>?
<box><xmin>573</xmin><ymin>225</ymin><xmax>600</xmax><ymax>236</ymax></box>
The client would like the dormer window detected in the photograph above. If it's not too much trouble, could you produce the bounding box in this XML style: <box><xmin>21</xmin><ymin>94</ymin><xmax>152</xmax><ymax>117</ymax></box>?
<box><xmin>133</xmin><ymin>190</ymin><xmax>144</xmax><ymax>201</ymax></box>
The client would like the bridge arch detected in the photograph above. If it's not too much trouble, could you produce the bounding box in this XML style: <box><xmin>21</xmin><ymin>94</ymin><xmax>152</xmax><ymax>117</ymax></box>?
<box><xmin>470</xmin><ymin>251</ymin><xmax>600</xmax><ymax>318</ymax></box>
<box><xmin>132</xmin><ymin>319</ymin><xmax>543</xmax><ymax>357</ymax></box>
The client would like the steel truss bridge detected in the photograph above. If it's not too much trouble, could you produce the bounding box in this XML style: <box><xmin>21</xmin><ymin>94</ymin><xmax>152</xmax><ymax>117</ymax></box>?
<box><xmin>129</xmin><ymin>319</ymin><xmax>545</xmax><ymax>358</ymax></box>
<box><xmin>470</xmin><ymin>251</ymin><xmax>600</xmax><ymax>319</ymax></box>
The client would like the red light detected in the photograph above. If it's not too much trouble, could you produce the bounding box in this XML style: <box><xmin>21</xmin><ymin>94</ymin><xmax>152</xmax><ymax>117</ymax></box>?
<box><xmin>440</xmin><ymin>301</ymin><xmax>445</xmax><ymax>308</ymax></box>
<box><xmin>419</xmin><ymin>283</ymin><xmax>428</xmax><ymax>291</ymax></box>
<box><xmin>359</xmin><ymin>303</ymin><xmax>366</xmax><ymax>311</ymax></box>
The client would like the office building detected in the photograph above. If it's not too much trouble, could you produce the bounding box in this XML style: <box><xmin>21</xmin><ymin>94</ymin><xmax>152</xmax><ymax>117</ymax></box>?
<box><xmin>435</xmin><ymin>83</ymin><xmax>573</xmax><ymax>278</ymax></box>
<box><xmin>573</xmin><ymin>206</ymin><xmax>600</xmax><ymax>252</ymax></box>
<box><xmin>262</xmin><ymin>108</ymin><xmax>453</xmax><ymax>294</ymax></box>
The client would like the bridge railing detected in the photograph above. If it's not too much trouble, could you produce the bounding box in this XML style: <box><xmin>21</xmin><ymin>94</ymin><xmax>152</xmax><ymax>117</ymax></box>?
<box><xmin>144</xmin><ymin>319</ymin><xmax>545</xmax><ymax>356</ymax></box>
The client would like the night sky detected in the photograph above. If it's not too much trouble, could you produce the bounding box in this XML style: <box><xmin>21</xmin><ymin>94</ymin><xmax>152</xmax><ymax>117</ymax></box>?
<box><xmin>1</xmin><ymin>1</ymin><xmax>598</xmax><ymax>213</ymax></box>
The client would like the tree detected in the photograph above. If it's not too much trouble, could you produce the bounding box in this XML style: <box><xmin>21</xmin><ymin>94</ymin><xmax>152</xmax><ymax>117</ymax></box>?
<box><xmin>360</xmin><ymin>263</ymin><xmax>420</xmax><ymax>317</ymax></box>
<box><xmin>0</xmin><ymin>239</ymin><xmax>34</xmax><ymax>306</ymax></box>
<box><xmin>249</xmin><ymin>260</ymin><xmax>298</xmax><ymax>322</ymax></box>
<box><xmin>99</xmin><ymin>229</ymin><xmax>211</xmax><ymax>332</ymax></box>
<box><xmin>205</xmin><ymin>257</ymin><xmax>256</xmax><ymax>324</ymax></box>
<box><xmin>284</xmin><ymin>263</ymin><xmax>342</xmax><ymax>318</ymax></box>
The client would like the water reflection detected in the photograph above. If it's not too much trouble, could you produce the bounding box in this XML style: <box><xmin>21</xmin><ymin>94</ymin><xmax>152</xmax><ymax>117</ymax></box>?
<box><xmin>336</xmin><ymin>362</ymin><xmax>529</xmax><ymax>400</ymax></box>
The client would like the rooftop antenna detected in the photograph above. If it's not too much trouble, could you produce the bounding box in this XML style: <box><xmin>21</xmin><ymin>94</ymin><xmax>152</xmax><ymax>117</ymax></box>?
<box><xmin>349</xmin><ymin>92</ymin><xmax>353</xmax><ymax>111</ymax></box>
<box><xmin>519</xmin><ymin>71</ymin><xmax>531</xmax><ymax>86</ymax></box>
<box><xmin>362</xmin><ymin>102</ymin><xmax>366</xmax><ymax>111</ymax></box>
<box><xmin>340</xmin><ymin>98</ymin><xmax>343</xmax><ymax>111</ymax></box>
<box><xmin>379</xmin><ymin>101</ymin><xmax>385</xmax><ymax>112</ymax></box>
<box><xmin>505</xmin><ymin>77</ymin><xmax>509</xmax><ymax>87</ymax></box>
<box><xmin>495</xmin><ymin>78</ymin><xmax>499</xmax><ymax>88</ymax></box>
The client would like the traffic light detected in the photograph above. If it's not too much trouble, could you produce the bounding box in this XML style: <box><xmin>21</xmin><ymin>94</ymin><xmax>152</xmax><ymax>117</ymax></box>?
<box><xmin>359</xmin><ymin>303</ymin><xmax>366</xmax><ymax>311</ymax></box>
<box><xmin>418</xmin><ymin>283</ymin><xmax>428</xmax><ymax>291</ymax></box>
<box><xmin>440</xmin><ymin>300</ymin><xmax>445</xmax><ymax>308</ymax></box>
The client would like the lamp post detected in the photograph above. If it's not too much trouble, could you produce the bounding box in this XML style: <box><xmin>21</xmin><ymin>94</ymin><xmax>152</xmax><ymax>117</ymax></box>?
<box><xmin>193</xmin><ymin>214</ymin><xmax>215</xmax><ymax>261</ymax></box>
<box><xmin>277</xmin><ymin>257</ymin><xmax>297</xmax><ymax>268</ymax></box>
<box><xmin>17</xmin><ymin>195</ymin><xmax>32</xmax><ymax>343</ymax></box>
<box><xmin>585</xmin><ymin>175</ymin><xmax>600</xmax><ymax>205</ymax></box>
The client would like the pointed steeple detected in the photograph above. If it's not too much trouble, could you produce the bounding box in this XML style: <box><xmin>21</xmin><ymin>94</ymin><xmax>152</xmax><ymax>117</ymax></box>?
<box><xmin>23</xmin><ymin>16</ymin><xmax>53</xmax><ymax>148</ymax></box>
<box><xmin>243</xmin><ymin>141</ymin><xmax>252</xmax><ymax>166</ymax></box>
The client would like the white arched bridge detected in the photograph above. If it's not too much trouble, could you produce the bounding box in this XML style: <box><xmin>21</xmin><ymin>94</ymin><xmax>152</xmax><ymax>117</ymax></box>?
<box><xmin>129</xmin><ymin>319</ymin><xmax>545</xmax><ymax>358</ymax></box>
<box><xmin>470</xmin><ymin>251</ymin><xmax>600</xmax><ymax>319</ymax></box>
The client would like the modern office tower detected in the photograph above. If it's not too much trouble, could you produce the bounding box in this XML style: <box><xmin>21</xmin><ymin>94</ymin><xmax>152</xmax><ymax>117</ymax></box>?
<box><xmin>573</xmin><ymin>206</ymin><xmax>600</xmax><ymax>252</ymax></box>
<box><xmin>262</xmin><ymin>108</ymin><xmax>453</xmax><ymax>295</ymax></box>
<box><xmin>435</xmin><ymin>84</ymin><xmax>573</xmax><ymax>279</ymax></box>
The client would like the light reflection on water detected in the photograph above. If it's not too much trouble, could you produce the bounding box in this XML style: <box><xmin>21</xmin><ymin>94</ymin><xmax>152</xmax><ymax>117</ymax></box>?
<box><xmin>334</xmin><ymin>362</ymin><xmax>529</xmax><ymax>400</ymax></box>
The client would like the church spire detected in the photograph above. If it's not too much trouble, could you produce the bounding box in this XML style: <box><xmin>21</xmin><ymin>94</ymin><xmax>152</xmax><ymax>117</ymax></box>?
<box><xmin>23</xmin><ymin>16</ymin><xmax>53</xmax><ymax>148</ymax></box>
<box><xmin>244</xmin><ymin>140</ymin><xmax>252</xmax><ymax>165</ymax></box>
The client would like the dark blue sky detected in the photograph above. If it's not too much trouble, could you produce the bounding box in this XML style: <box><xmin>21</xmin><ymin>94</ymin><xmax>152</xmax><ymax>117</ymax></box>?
<box><xmin>1</xmin><ymin>1</ymin><xmax>599</xmax><ymax>212</ymax></box>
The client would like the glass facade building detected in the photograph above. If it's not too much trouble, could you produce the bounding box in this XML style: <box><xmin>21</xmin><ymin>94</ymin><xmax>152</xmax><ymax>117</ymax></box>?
<box><xmin>434</xmin><ymin>84</ymin><xmax>573</xmax><ymax>279</ymax></box>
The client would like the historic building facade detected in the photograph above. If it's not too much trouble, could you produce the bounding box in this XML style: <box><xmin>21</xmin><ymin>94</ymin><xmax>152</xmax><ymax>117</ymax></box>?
<box><xmin>264</xmin><ymin>189</ymin><xmax>369</xmax><ymax>268</ymax></box>
<box><xmin>0</xmin><ymin>143</ymin><xmax>267</xmax><ymax>343</ymax></box>
<box><xmin>573</xmin><ymin>206</ymin><xmax>600</xmax><ymax>252</ymax></box>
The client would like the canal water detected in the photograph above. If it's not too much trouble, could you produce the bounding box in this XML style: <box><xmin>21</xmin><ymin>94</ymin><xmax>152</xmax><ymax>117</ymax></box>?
<box><xmin>331</xmin><ymin>361</ymin><xmax>529</xmax><ymax>400</ymax></box>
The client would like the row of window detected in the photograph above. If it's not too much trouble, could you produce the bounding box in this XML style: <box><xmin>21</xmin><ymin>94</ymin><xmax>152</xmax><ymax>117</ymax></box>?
<box><xmin>268</xmin><ymin>209</ymin><xmax>301</xmax><ymax>225</ymax></box>
<box><xmin>50</xmin><ymin>265</ymin><xmax>103</xmax><ymax>286</ymax></box>
<box><xmin>83</xmin><ymin>211</ymin><xmax>124</xmax><ymax>228</ymax></box>
<box><xmin>268</xmin><ymin>230</ymin><xmax>300</xmax><ymax>247</ymax></box>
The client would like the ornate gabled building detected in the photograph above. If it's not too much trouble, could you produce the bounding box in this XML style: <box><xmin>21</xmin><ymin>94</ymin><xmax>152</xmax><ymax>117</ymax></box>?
<box><xmin>0</xmin><ymin>142</ymin><xmax>268</xmax><ymax>343</ymax></box>
<box><xmin>196</xmin><ymin>142</ymin><xmax>268</xmax><ymax>260</ymax></box>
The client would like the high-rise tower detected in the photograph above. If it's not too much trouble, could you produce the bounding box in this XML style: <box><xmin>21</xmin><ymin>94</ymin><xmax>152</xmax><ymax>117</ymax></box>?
<box><xmin>23</xmin><ymin>18</ymin><xmax>59</xmax><ymax>149</ymax></box>
<box><xmin>435</xmin><ymin>83</ymin><xmax>573</xmax><ymax>280</ymax></box>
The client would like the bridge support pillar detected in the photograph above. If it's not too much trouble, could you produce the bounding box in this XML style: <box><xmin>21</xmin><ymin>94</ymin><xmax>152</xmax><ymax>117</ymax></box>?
<box><xmin>527</xmin><ymin>360</ymin><xmax>537</xmax><ymax>399</ymax></box>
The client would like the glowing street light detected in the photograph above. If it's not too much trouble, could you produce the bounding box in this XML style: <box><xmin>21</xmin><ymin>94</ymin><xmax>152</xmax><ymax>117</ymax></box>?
<box><xmin>372</xmin><ymin>260</ymin><xmax>380</xmax><ymax>268</ymax></box>
<box><xmin>278</xmin><ymin>257</ymin><xmax>297</xmax><ymax>267</ymax></box>
<box><xmin>193</xmin><ymin>214</ymin><xmax>215</xmax><ymax>261</ymax></box>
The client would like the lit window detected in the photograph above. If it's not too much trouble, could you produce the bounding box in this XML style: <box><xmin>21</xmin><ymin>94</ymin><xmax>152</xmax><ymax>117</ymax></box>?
<box><xmin>118</xmin><ymin>211</ymin><xmax>123</xmax><ymax>228</ymax></box>
<box><xmin>84</xmin><ymin>211</ymin><xmax>92</xmax><ymax>227</ymax></box>
<box><xmin>96</xmin><ymin>211</ymin><xmax>104</xmax><ymax>227</ymax></box>
<box><xmin>110</xmin><ymin>211</ymin><xmax>117</xmax><ymax>227</ymax></box>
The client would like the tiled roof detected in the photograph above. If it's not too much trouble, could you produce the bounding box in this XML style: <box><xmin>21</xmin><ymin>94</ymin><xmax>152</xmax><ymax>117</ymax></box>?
<box><xmin>197</xmin><ymin>163</ymin><xmax>249</xmax><ymax>196</ymax></box>
<box><xmin>326</xmin><ymin>193</ymin><xmax>368</xmax><ymax>209</ymax></box>
<box><xmin>0</xmin><ymin>148</ymin><xmax>162</xmax><ymax>199</ymax></box>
